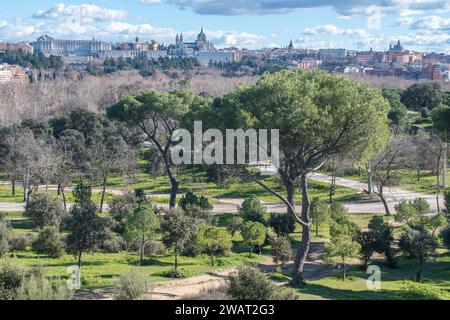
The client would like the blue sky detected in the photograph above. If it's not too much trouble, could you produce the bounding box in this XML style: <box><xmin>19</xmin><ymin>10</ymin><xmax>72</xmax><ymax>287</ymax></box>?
<box><xmin>1</xmin><ymin>1</ymin><xmax>450</xmax><ymax>52</ymax></box>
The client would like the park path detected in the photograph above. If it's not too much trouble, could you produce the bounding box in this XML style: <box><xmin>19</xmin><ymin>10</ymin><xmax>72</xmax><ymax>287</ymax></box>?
<box><xmin>0</xmin><ymin>173</ymin><xmax>445</xmax><ymax>214</ymax></box>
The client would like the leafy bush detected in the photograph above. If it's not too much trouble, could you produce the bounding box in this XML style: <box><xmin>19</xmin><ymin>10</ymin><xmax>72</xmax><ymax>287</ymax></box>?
<box><xmin>227</xmin><ymin>217</ymin><xmax>244</xmax><ymax>237</ymax></box>
<box><xmin>113</xmin><ymin>270</ymin><xmax>152</xmax><ymax>300</ymax></box>
<box><xmin>227</xmin><ymin>266</ymin><xmax>296</xmax><ymax>300</ymax></box>
<box><xmin>269</xmin><ymin>213</ymin><xmax>296</xmax><ymax>236</ymax></box>
<box><xmin>0</xmin><ymin>219</ymin><xmax>12</xmax><ymax>256</ymax></box>
<box><xmin>186</xmin><ymin>285</ymin><xmax>230</xmax><ymax>300</ymax></box>
<box><xmin>25</xmin><ymin>193</ymin><xmax>65</xmax><ymax>230</ymax></box>
<box><xmin>9</xmin><ymin>234</ymin><xmax>34</xmax><ymax>252</ymax></box>
<box><xmin>241</xmin><ymin>222</ymin><xmax>267</xmax><ymax>255</ymax></box>
<box><xmin>143</xmin><ymin>240</ymin><xmax>166</xmax><ymax>256</ymax></box>
<box><xmin>270</xmin><ymin>235</ymin><xmax>292</xmax><ymax>267</ymax></box>
<box><xmin>0</xmin><ymin>259</ymin><xmax>23</xmax><ymax>300</ymax></box>
<box><xmin>32</xmin><ymin>226</ymin><xmax>65</xmax><ymax>258</ymax></box>
<box><xmin>440</xmin><ymin>225</ymin><xmax>450</xmax><ymax>249</ymax></box>
<box><xmin>239</xmin><ymin>195</ymin><xmax>269</xmax><ymax>225</ymax></box>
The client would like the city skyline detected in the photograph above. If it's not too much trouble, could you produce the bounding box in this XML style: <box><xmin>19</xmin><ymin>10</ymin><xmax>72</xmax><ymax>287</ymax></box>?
<box><xmin>1</xmin><ymin>1</ymin><xmax>450</xmax><ymax>52</ymax></box>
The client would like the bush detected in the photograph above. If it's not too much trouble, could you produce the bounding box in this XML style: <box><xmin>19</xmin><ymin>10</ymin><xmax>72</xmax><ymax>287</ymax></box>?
<box><xmin>186</xmin><ymin>285</ymin><xmax>230</xmax><ymax>300</ymax></box>
<box><xmin>0</xmin><ymin>259</ymin><xmax>23</xmax><ymax>300</ymax></box>
<box><xmin>0</xmin><ymin>219</ymin><xmax>12</xmax><ymax>256</ymax></box>
<box><xmin>101</xmin><ymin>235</ymin><xmax>126</xmax><ymax>253</ymax></box>
<box><xmin>241</xmin><ymin>222</ymin><xmax>267</xmax><ymax>255</ymax></box>
<box><xmin>32</xmin><ymin>227</ymin><xmax>65</xmax><ymax>258</ymax></box>
<box><xmin>239</xmin><ymin>195</ymin><xmax>269</xmax><ymax>225</ymax></box>
<box><xmin>269</xmin><ymin>213</ymin><xmax>295</xmax><ymax>236</ymax></box>
<box><xmin>16</xmin><ymin>266</ymin><xmax>73</xmax><ymax>300</ymax></box>
<box><xmin>143</xmin><ymin>240</ymin><xmax>166</xmax><ymax>256</ymax></box>
<box><xmin>270</xmin><ymin>236</ymin><xmax>292</xmax><ymax>267</ymax></box>
<box><xmin>440</xmin><ymin>225</ymin><xmax>450</xmax><ymax>249</ymax></box>
<box><xmin>227</xmin><ymin>217</ymin><xmax>244</xmax><ymax>237</ymax></box>
<box><xmin>226</xmin><ymin>266</ymin><xmax>296</xmax><ymax>300</ymax></box>
<box><xmin>9</xmin><ymin>234</ymin><xmax>34</xmax><ymax>252</ymax></box>
<box><xmin>25</xmin><ymin>193</ymin><xmax>65</xmax><ymax>229</ymax></box>
<box><xmin>113</xmin><ymin>270</ymin><xmax>152</xmax><ymax>300</ymax></box>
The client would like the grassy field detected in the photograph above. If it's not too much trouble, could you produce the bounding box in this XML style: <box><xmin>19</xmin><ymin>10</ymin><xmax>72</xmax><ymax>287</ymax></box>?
<box><xmin>339</xmin><ymin>169</ymin><xmax>450</xmax><ymax>194</ymax></box>
<box><xmin>0</xmin><ymin>172</ymin><xmax>359</xmax><ymax>206</ymax></box>
<box><xmin>293</xmin><ymin>253</ymin><xmax>450</xmax><ymax>300</ymax></box>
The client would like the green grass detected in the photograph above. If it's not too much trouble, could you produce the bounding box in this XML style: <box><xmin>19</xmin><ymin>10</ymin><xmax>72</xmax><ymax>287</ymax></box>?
<box><xmin>340</xmin><ymin>169</ymin><xmax>450</xmax><ymax>195</ymax></box>
<box><xmin>2</xmin><ymin>248</ymin><xmax>263</xmax><ymax>288</ymax></box>
<box><xmin>292</xmin><ymin>253</ymin><xmax>450</xmax><ymax>300</ymax></box>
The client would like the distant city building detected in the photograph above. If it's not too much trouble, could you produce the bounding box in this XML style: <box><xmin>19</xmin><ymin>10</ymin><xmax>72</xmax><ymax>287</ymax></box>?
<box><xmin>0</xmin><ymin>63</ymin><xmax>28</xmax><ymax>84</ymax></box>
<box><xmin>33</xmin><ymin>35</ymin><xmax>112</xmax><ymax>57</ymax></box>
<box><xmin>298</xmin><ymin>58</ymin><xmax>322</xmax><ymax>70</ymax></box>
<box><xmin>171</xmin><ymin>28</ymin><xmax>216</xmax><ymax>56</ymax></box>
<box><xmin>99</xmin><ymin>49</ymin><xmax>167</xmax><ymax>60</ymax></box>
<box><xmin>319</xmin><ymin>49</ymin><xmax>347</xmax><ymax>61</ymax></box>
<box><xmin>0</xmin><ymin>42</ymin><xmax>33</xmax><ymax>54</ymax></box>
<box><xmin>387</xmin><ymin>40</ymin><xmax>422</xmax><ymax>64</ymax></box>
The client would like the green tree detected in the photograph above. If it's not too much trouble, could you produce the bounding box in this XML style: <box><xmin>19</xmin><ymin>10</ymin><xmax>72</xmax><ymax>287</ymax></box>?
<box><xmin>401</xmin><ymin>82</ymin><xmax>443</xmax><ymax>112</ymax></box>
<box><xmin>269</xmin><ymin>213</ymin><xmax>296</xmax><ymax>237</ymax></box>
<box><xmin>124</xmin><ymin>204</ymin><xmax>160</xmax><ymax>265</ymax></box>
<box><xmin>399</xmin><ymin>228</ymin><xmax>437</xmax><ymax>282</ymax></box>
<box><xmin>160</xmin><ymin>209</ymin><xmax>198</xmax><ymax>276</ymax></box>
<box><xmin>395</xmin><ymin>198</ymin><xmax>432</xmax><ymax>230</ymax></box>
<box><xmin>310</xmin><ymin>198</ymin><xmax>330</xmax><ymax>237</ymax></box>
<box><xmin>239</xmin><ymin>195</ymin><xmax>269</xmax><ymax>225</ymax></box>
<box><xmin>382</xmin><ymin>89</ymin><xmax>408</xmax><ymax>126</ymax></box>
<box><xmin>32</xmin><ymin>226</ymin><xmax>64</xmax><ymax>258</ymax></box>
<box><xmin>227</xmin><ymin>217</ymin><xmax>244</xmax><ymax>237</ymax></box>
<box><xmin>325</xmin><ymin>234</ymin><xmax>361</xmax><ymax>281</ymax></box>
<box><xmin>241</xmin><ymin>222</ymin><xmax>267</xmax><ymax>255</ymax></box>
<box><xmin>201</xmin><ymin>70</ymin><xmax>389</xmax><ymax>284</ymax></box>
<box><xmin>108</xmin><ymin>90</ymin><xmax>209</xmax><ymax>208</ymax></box>
<box><xmin>25</xmin><ymin>194</ymin><xmax>65</xmax><ymax>230</ymax></box>
<box><xmin>178</xmin><ymin>191</ymin><xmax>213</xmax><ymax>220</ymax></box>
<box><xmin>197</xmin><ymin>225</ymin><xmax>232</xmax><ymax>266</ymax></box>
<box><xmin>63</xmin><ymin>201</ymin><xmax>110</xmax><ymax>268</ymax></box>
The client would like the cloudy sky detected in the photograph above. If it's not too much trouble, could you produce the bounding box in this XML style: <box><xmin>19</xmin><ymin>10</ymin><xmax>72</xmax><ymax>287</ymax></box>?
<box><xmin>2</xmin><ymin>0</ymin><xmax>450</xmax><ymax>52</ymax></box>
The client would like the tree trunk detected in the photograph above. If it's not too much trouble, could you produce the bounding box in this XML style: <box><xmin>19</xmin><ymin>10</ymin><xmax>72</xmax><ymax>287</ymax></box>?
<box><xmin>169</xmin><ymin>176</ymin><xmax>179</xmax><ymax>209</ymax></box>
<box><xmin>100</xmin><ymin>175</ymin><xmax>107</xmax><ymax>213</ymax></box>
<box><xmin>379</xmin><ymin>193</ymin><xmax>391</xmax><ymax>216</ymax></box>
<box><xmin>285</xmin><ymin>178</ymin><xmax>296</xmax><ymax>215</ymax></box>
<box><xmin>416</xmin><ymin>262</ymin><xmax>423</xmax><ymax>282</ymax></box>
<box><xmin>210</xmin><ymin>252</ymin><xmax>215</xmax><ymax>266</ymax></box>
<box><xmin>343</xmin><ymin>261</ymin><xmax>347</xmax><ymax>281</ymax></box>
<box><xmin>77</xmin><ymin>251</ymin><xmax>82</xmax><ymax>269</ymax></box>
<box><xmin>443</xmin><ymin>141</ymin><xmax>447</xmax><ymax>188</ymax></box>
<box><xmin>315</xmin><ymin>223</ymin><xmax>319</xmax><ymax>237</ymax></box>
<box><xmin>292</xmin><ymin>172</ymin><xmax>311</xmax><ymax>286</ymax></box>
<box><xmin>11</xmin><ymin>181</ymin><xmax>15</xmax><ymax>196</ymax></box>
<box><xmin>174</xmin><ymin>249</ymin><xmax>179</xmax><ymax>271</ymax></box>
<box><xmin>140</xmin><ymin>238</ymin><xmax>145</xmax><ymax>266</ymax></box>
<box><xmin>61</xmin><ymin>188</ymin><xmax>67</xmax><ymax>211</ymax></box>
<box><xmin>366</xmin><ymin>163</ymin><xmax>373</xmax><ymax>194</ymax></box>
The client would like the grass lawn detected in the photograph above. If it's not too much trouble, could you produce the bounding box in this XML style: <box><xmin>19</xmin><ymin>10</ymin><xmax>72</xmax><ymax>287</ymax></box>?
<box><xmin>2</xmin><ymin>247</ymin><xmax>264</xmax><ymax>288</ymax></box>
<box><xmin>292</xmin><ymin>253</ymin><xmax>450</xmax><ymax>300</ymax></box>
<box><xmin>339</xmin><ymin>169</ymin><xmax>450</xmax><ymax>195</ymax></box>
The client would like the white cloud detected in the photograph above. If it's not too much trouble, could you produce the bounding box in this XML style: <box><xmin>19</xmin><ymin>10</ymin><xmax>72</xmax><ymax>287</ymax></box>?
<box><xmin>412</xmin><ymin>15</ymin><xmax>450</xmax><ymax>29</ymax></box>
<box><xmin>304</xmin><ymin>24</ymin><xmax>371</xmax><ymax>38</ymax></box>
<box><xmin>140</xmin><ymin>0</ymin><xmax>162</xmax><ymax>4</ymax></box>
<box><xmin>33</xmin><ymin>3</ymin><xmax>127</xmax><ymax>22</ymax></box>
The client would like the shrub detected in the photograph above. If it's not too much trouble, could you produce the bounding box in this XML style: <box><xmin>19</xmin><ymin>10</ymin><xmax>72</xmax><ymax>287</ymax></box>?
<box><xmin>186</xmin><ymin>285</ymin><xmax>230</xmax><ymax>300</ymax></box>
<box><xmin>0</xmin><ymin>219</ymin><xmax>12</xmax><ymax>256</ymax></box>
<box><xmin>269</xmin><ymin>213</ymin><xmax>296</xmax><ymax>236</ymax></box>
<box><xmin>101</xmin><ymin>234</ymin><xmax>126</xmax><ymax>253</ymax></box>
<box><xmin>241</xmin><ymin>222</ymin><xmax>267</xmax><ymax>255</ymax></box>
<box><xmin>227</xmin><ymin>217</ymin><xmax>244</xmax><ymax>237</ymax></box>
<box><xmin>239</xmin><ymin>195</ymin><xmax>269</xmax><ymax>225</ymax></box>
<box><xmin>270</xmin><ymin>235</ymin><xmax>292</xmax><ymax>267</ymax></box>
<box><xmin>16</xmin><ymin>266</ymin><xmax>73</xmax><ymax>300</ymax></box>
<box><xmin>113</xmin><ymin>270</ymin><xmax>152</xmax><ymax>300</ymax></box>
<box><xmin>226</xmin><ymin>266</ymin><xmax>296</xmax><ymax>300</ymax></box>
<box><xmin>9</xmin><ymin>234</ymin><xmax>34</xmax><ymax>252</ymax></box>
<box><xmin>440</xmin><ymin>225</ymin><xmax>450</xmax><ymax>249</ymax></box>
<box><xmin>32</xmin><ymin>226</ymin><xmax>65</xmax><ymax>258</ymax></box>
<box><xmin>0</xmin><ymin>259</ymin><xmax>23</xmax><ymax>300</ymax></box>
<box><xmin>143</xmin><ymin>240</ymin><xmax>166</xmax><ymax>256</ymax></box>
<box><xmin>25</xmin><ymin>193</ymin><xmax>65</xmax><ymax>229</ymax></box>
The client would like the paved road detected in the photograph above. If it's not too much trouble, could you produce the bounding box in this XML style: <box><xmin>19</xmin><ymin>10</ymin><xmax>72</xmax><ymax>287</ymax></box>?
<box><xmin>0</xmin><ymin>174</ymin><xmax>445</xmax><ymax>214</ymax></box>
